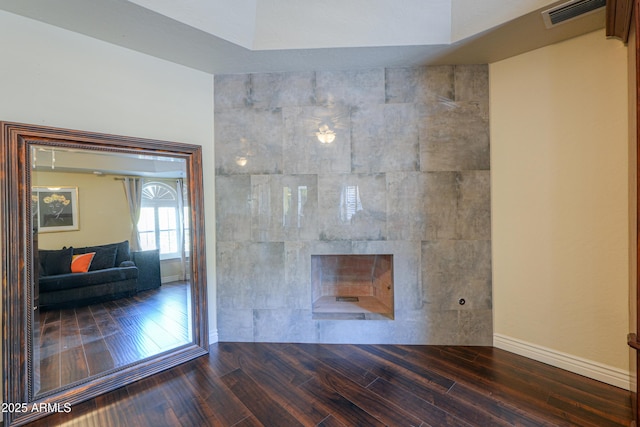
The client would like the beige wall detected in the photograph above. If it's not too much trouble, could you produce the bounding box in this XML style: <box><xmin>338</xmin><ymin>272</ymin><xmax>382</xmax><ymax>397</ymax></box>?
<box><xmin>0</xmin><ymin>9</ymin><xmax>217</xmax><ymax>352</ymax></box>
<box><xmin>490</xmin><ymin>29</ymin><xmax>630</xmax><ymax>383</ymax></box>
<box><xmin>32</xmin><ymin>171</ymin><xmax>131</xmax><ymax>250</ymax></box>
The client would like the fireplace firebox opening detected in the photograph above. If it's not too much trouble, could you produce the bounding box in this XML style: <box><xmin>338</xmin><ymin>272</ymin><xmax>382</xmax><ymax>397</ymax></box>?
<box><xmin>311</xmin><ymin>254</ymin><xmax>393</xmax><ymax>320</ymax></box>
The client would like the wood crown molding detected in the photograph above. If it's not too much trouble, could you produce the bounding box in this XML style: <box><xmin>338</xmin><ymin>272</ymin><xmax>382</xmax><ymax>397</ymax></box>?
<box><xmin>607</xmin><ymin>0</ymin><xmax>634</xmax><ymax>42</ymax></box>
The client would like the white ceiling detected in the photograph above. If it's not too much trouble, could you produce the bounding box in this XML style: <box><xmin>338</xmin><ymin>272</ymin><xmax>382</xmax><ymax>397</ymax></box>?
<box><xmin>0</xmin><ymin>0</ymin><xmax>607</xmax><ymax>74</ymax></box>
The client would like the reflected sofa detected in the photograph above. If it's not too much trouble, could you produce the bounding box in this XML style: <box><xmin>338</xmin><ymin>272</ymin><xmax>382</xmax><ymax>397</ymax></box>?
<box><xmin>38</xmin><ymin>240</ymin><xmax>139</xmax><ymax>309</ymax></box>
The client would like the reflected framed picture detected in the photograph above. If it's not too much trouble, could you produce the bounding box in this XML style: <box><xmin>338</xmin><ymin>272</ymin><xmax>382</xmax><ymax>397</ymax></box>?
<box><xmin>32</xmin><ymin>186</ymin><xmax>79</xmax><ymax>232</ymax></box>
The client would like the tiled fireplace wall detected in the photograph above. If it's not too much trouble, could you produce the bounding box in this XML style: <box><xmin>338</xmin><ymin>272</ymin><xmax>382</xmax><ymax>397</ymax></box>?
<box><xmin>214</xmin><ymin>65</ymin><xmax>492</xmax><ymax>344</ymax></box>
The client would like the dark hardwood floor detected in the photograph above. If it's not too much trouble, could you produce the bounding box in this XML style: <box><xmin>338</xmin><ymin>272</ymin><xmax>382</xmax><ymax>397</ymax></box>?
<box><xmin>26</xmin><ymin>341</ymin><xmax>632</xmax><ymax>426</ymax></box>
<box><xmin>35</xmin><ymin>282</ymin><xmax>190</xmax><ymax>395</ymax></box>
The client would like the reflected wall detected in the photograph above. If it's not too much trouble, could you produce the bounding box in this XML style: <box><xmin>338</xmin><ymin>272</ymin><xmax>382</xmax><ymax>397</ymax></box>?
<box><xmin>214</xmin><ymin>65</ymin><xmax>492</xmax><ymax>344</ymax></box>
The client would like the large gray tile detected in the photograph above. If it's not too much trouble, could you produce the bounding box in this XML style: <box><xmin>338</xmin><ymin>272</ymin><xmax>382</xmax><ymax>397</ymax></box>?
<box><xmin>385</xmin><ymin>67</ymin><xmax>418</xmax><ymax>104</ymax></box>
<box><xmin>415</xmin><ymin>308</ymin><xmax>462</xmax><ymax>344</ymax></box>
<box><xmin>216</xmin><ymin>242</ymin><xmax>286</xmax><ymax>309</ymax></box>
<box><xmin>317</xmin><ymin>174</ymin><xmax>387</xmax><ymax>241</ymax></box>
<box><xmin>316</xmin><ymin>69</ymin><xmax>385</xmax><ymax>106</ymax></box>
<box><xmin>400</xmin><ymin>307</ymin><xmax>491</xmax><ymax>345</ymax></box>
<box><xmin>422</xmin><ymin>240</ymin><xmax>492</xmax><ymax>311</ymax></box>
<box><xmin>455</xmin><ymin>170</ymin><xmax>491</xmax><ymax>240</ymax></box>
<box><xmin>419</xmin><ymin>102</ymin><xmax>490</xmax><ymax>171</ymax></box>
<box><xmin>284</xmin><ymin>242</ymin><xmax>315</xmax><ymax>309</ymax></box>
<box><xmin>250</xmin><ymin>175</ymin><xmax>274</xmax><ymax>242</ymax></box>
<box><xmin>215</xmin><ymin>108</ymin><xmax>283</xmax><ymax>175</ymax></box>
<box><xmin>248</xmin><ymin>72</ymin><xmax>317</xmax><ymax>109</ymax></box>
<box><xmin>250</xmin><ymin>174</ymin><xmax>318</xmax><ymax>242</ymax></box>
<box><xmin>418</xmin><ymin>66</ymin><xmax>456</xmax><ymax>105</ymax></box>
<box><xmin>386</xmin><ymin>172</ymin><xmax>426</xmax><ymax>241</ymax></box>
<box><xmin>253</xmin><ymin>309</ymin><xmax>318</xmax><ymax>342</ymax></box>
<box><xmin>385</xmin><ymin>66</ymin><xmax>454</xmax><ymax>105</ymax></box>
<box><xmin>217</xmin><ymin>308</ymin><xmax>254</xmax><ymax>342</ymax></box>
<box><xmin>281</xmin><ymin>175</ymin><xmax>319</xmax><ymax>241</ymax></box>
<box><xmin>422</xmin><ymin>171</ymin><xmax>492</xmax><ymax>240</ymax></box>
<box><xmin>457</xmin><ymin>309</ymin><xmax>493</xmax><ymax>345</ymax></box>
<box><xmin>423</xmin><ymin>172</ymin><xmax>458</xmax><ymax>240</ymax></box>
<box><xmin>454</xmin><ymin>64</ymin><xmax>489</xmax><ymax>120</ymax></box>
<box><xmin>282</xmin><ymin>105</ymin><xmax>351</xmax><ymax>174</ymax></box>
<box><xmin>317</xmin><ymin>319</ymin><xmax>396</xmax><ymax>344</ymax></box>
<box><xmin>419</xmin><ymin>309</ymin><xmax>466</xmax><ymax>345</ymax></box>
<box><xmin>214</xmin><ymin>74</ymin><xmax>250</xmax><ymax>111</ymax></box>
<box><xmin>215</xmin><ymin>175</ymin><xmax>251</xmax><ymax>242</ymax></box>
<box><xmin>351</xmin><ymin>103</ymin><xmax>419</xmax><ymax>173</ymax></box>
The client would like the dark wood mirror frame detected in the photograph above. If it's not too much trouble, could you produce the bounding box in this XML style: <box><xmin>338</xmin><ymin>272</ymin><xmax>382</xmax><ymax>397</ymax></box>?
<box><xmin>1</xmin><ymin>122</ymin><xmax>209</xmax><ymax>426</ymax></box>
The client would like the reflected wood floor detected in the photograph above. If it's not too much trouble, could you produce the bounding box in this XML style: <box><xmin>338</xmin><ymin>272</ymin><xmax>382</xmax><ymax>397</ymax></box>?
<box><xmin>36</xmin><ymin>281</ymin><xmax>190</xmax><ymax>394</ymax></box>
<box><xmin>27</xmin><ymin>342</ymin><xmax>632</xmax><ymax>426</ymax></box>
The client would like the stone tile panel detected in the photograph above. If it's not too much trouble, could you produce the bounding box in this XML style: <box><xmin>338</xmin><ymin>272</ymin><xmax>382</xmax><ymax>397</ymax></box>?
<box><xmin>282</xmin><ymin>105</ymin><xmax>351</xmax><ymax>174</ymax></box>
<box><xmin>214</xmin><ymin>74</ymin><xmax>250</xmax><ymax>111</ymax></box>
<box><xmin>385</xmin><ymin>66</ymin><xmax>454</xmax><ymax>105</ymax></box>
<box><xmin>215</xmin><ymin>108</ymin><xmax>283</xmax><ymax>175</ymax></box>
<box><xmin>215</xmin><ymin>175</ymin><xmax>252</xmax><ymax>242</ymax></box>
<box><xmin>317</xmin><ymin>173</ymin><xmax>387</xmax><ymax>241</ymax></box>
<box><xmin>316</xmin><ymin>69</ymin><xmax>385</xmax><ymax>107</ymax></box>
<box><xmin>248</xmin><ymin>72</ymin><xmax>317</xmax><ymax>109</ymax></box>
<box><xmin>419</xmin><ymin>102</ymin><xmax>490</xmax><ymax>171</ymax></box>
<box><xmin>250</xmin><ymin>174</ymin><xmax>319</xmax><ymax>242</ymax></box>
<box><xmin>422</xmin><ymin>240</ymin><xmax>492</xmax><ymax>311</ymax></box>
<box><xmin>351</xmin><ymin>103</ymin><xmax>419</xmax><ymax>173</ymax></box>
<box><xmin>216</xmin><ymin>242</ymin><xmax>286</xmax><ymax>309</ymax></box>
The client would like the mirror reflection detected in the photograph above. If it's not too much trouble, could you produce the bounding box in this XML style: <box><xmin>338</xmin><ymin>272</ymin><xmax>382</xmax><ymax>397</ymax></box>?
<box><xmin>30</xmin><ymin>145</ymin><xmax>192</xmax><ymax>397</ymax></box>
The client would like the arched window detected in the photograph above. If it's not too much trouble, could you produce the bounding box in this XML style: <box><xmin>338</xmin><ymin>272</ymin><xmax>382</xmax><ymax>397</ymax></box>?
<box><xmin>138</xmin><ymin>181</ymin><xmax>187</xmax><ymax>259</ymax></box>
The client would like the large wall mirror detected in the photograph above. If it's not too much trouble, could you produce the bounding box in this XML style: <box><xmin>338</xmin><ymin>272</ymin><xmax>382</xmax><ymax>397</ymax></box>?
<box><xmin>1</xmin><ymin>122</ymin><xmax>208</xmax><ymax>426</ymax></box>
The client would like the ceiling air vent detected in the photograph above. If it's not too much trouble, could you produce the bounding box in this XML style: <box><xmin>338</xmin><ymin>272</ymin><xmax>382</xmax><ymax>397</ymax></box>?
<box><xmin>541</xmin><ymin>0</ymin><xmax>606</xmax><ymax>28</ymax></box>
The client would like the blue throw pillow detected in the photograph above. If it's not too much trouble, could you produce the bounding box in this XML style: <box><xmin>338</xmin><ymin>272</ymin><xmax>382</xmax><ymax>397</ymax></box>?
<box><xmin>88</xmin><ymin>246</ymin><xmax>118</xmax><ymax>271</ymax></box>
<box><xmin>38</xmin><ymin>247</ymin><xmax>73</xmax><ymax>276</ymax></box>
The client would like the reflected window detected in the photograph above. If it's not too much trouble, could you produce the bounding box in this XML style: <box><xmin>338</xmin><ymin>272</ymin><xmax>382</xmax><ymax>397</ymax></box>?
<box><xmin>283</xmin><ymin>185</ymin><xmax>308</xmax><ymax>228</ymax></box>
<box><xmin>283</xmin><ymin>187</ymin><xmax>291</xmax><ymax>226</ymax></box>
<box><xmin>297</xmin><ymin>186</ymin><xmax>307</xmax><ymax>227</ymax></box>
<box><xmin>340</xmin><ymin>185</ymin><xmax>362</xmax><ymax>222</ymax></box>
<box><xmin>139</xmin><ymin>181</ymin><xmax>188</xmax><ymax>259</ymax></box>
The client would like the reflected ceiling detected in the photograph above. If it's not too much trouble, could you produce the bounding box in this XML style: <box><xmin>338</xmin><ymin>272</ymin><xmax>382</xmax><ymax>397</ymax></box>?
<box><xmin>32</xmin><ymin>146</ymin><xmax>187</xmax><ymax>178</ymax></box>
<box><xmin>0</xmin><ymin>0</ymin><xmax>607</xmax><ymax>74</ymax></box>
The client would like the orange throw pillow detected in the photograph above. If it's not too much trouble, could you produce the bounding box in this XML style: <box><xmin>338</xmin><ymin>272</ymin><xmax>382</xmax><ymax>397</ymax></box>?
<box><xmin>71</xmin><ymin>252</ymin><xmax>95</xmax><ymax>273</ymax></box>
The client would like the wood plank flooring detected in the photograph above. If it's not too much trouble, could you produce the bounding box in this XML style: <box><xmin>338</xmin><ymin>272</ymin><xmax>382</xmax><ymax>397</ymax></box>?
<box><xmin>26</xmin><ymin>342</ymin><xmax>632</xmax><ymax>426</ymax></box>
<box><xmin>35</xmin><ymin>282</ymin><xmax>190</xmax><ymax>395</ymax></box>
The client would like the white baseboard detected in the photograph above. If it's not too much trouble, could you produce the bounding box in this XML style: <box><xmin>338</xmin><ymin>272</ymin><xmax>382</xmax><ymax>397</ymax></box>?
<box><xmin>209</xmin><ymin>329</ymin><xmax>219</xmax><ymax>345</ymax></box>
<box><xmin>161</xmin><ymin>275</ymin><xmax>181</xmax><ymax>284</ymax></box>
<box><xmin>493</xmin><ymin>333</ymin><xmax>631</xmax><ymax>390</ymax></box>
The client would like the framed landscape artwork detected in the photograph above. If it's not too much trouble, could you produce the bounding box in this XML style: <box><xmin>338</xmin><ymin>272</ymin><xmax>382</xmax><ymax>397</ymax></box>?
<box><xmin>32</xmin><ymin>186</ymin><xmax>79</xmax><ymax>232</ymax></box>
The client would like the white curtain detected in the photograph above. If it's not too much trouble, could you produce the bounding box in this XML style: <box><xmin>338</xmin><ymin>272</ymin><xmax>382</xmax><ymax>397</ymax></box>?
<box><xmin>122</xmin><ymin>177</ymin><xmax>143</xmax><ymax>251</ymax></box>
<box><xmin>176</xmin><ymin>178</ymin><xmax>187</xmax><ymax>280</ymax></box>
